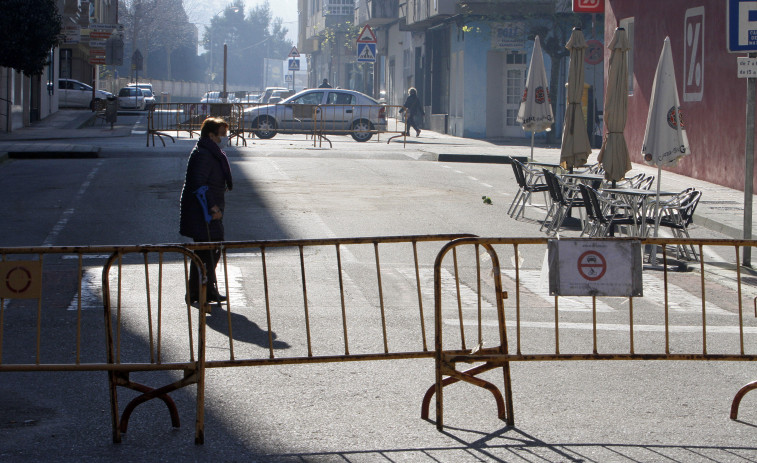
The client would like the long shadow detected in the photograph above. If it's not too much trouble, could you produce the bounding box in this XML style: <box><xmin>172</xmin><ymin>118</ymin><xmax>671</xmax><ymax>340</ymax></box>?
<box><xmin>262</xmin><ymin>423</ymin><xmax>757</xmax><ymax>462</ymax></box>
<box><xmin>204</xmin><ymin>302</ymin><xmax>290</xmax><ymax>349</ymax></box>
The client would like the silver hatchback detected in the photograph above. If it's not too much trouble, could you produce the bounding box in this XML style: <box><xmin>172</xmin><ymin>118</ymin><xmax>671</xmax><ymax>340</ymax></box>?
<box><xmin>243</xmin><ymin>89</ymin><xmax>387</xmax><ymax>142</ymax></box>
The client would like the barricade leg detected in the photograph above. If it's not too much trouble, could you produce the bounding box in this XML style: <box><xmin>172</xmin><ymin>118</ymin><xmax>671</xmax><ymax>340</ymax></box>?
<box><xmin>731</xmin><ymin>380</ymin><xmax>757</xmax><ymax>419</ymax></box>
<box><xmin>114</xmin><ymin>371</ymin><xmax>182</xmax><ymax>433</ymax></box>
<box><xmin>422</xmin><ymin>362</ymin><xmax>509</xmax><ymax>421</ymax></box>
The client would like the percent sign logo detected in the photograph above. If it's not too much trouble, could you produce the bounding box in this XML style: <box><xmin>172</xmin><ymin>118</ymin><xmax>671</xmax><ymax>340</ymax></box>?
<box><xmin>683</xmin><ymin>7</ymin><xmax>704</xmax><ymax>102</ymax></box>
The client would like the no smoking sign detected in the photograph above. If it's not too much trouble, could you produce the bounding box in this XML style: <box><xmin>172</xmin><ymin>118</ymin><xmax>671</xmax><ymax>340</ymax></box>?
<box><xmin>0</xmin><ymin>261</ymin><xmax>42</xmax><ymax>299</ymax></box>
<box><xmin>548</xmin><ymin>240</ymin><xmax>642</xmax><ymax>297</ymax></box>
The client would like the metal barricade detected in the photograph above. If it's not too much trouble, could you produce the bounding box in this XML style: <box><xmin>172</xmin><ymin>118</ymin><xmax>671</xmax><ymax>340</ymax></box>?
<box><xmin>6</xmin><ymin>235</ymin><xmax>757</xmax><ymax>444</ymax></box>
<box><xmin>183</xmin><ymin>234</ymin><xmax>474</xmax><ymax>368</ymax></box>
<box><xmin>0</xmin><ymin>245</ymin><xmax>209</xmax><ymax>444</ymax></box>
<box><xmin>425</xmin><ymin>237</ymin><xmax>757</xmax><ymax>430</ymax></box>
<box><xmin>147</xmin><ymin>103</ymin><xmax>248</xmax><ymax>147</ymax></box>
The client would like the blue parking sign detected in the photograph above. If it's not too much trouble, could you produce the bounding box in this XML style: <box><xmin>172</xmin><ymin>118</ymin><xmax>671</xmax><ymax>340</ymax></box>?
<box><xmin>728</xmin><ymin>0</ymin><xmax>757</xmax><ymax>52</ymax></box>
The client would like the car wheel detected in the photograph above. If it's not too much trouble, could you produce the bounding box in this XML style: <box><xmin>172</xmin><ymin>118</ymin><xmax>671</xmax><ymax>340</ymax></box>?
<box><xmin>350</xmin><ymin>119</ymin><xmax>374</xmax><ymax>142</ymax></box>
<box><xmin>253</xmin><ymin>116</ymin><xmax>277</xmax><ymax>139</ymax></box>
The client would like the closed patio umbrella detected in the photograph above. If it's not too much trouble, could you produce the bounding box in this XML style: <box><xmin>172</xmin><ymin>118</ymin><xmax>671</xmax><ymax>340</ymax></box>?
<box><xmin>517</xmin><ymin>35</ymin><xmax>554</xmax><ymax>161</ymax></box>
<box><xmin>560</xmin><ymin>27</ymin><xmax>592</xmax><ymax>170</ymax></box>
<box><xmin>642</xmin><ymin>37</ymin><xmax>691</xmax><ymax>263</ymax></box>
<box><xmin>597</xmin><ymin>27</ymin><xmax>632</xmax><ymax>183</ymax></box>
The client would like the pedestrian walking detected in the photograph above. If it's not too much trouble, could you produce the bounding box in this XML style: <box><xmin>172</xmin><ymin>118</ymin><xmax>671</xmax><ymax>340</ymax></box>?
<box><xmin>179</xmin><ymin>117</ymin><xmax>233</xmax><ymax>305</ymax></box>
<box><xmin>319</xmin><ymin>78</ymin><xmax>332</xmax><ymax>88</ymax></box>
<box><xmin>401</xmin><ymin>87</ymin><xmax>425</xmax><ymax>137</ymax></box>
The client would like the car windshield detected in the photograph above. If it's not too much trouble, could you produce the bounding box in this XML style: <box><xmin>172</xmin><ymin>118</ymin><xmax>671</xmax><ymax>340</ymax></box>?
<box><xmin>143</xmin><ymin>90</ymin><xmax>153</xmax><ymax>97</ymax></box>
<box><xmin>286</xmin><ymin>92</ymin><xmax>323</xmax><ymax>105</ymax></box>
<box><xmin>119</xmin><ymin>88</ymin><xmax>141</xmax><ymax>97</ymax></box>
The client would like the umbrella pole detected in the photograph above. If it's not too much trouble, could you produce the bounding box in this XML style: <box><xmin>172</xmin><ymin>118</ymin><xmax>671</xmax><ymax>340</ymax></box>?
<box><xmin>649</xmin><ymin>165</ymin><xmax>663</xmax><ymax>266</ymax></box>
<box><xmin>530</xmin><ymin>131</ymin><xmax>535</xmax><ymax>161</ymax></box>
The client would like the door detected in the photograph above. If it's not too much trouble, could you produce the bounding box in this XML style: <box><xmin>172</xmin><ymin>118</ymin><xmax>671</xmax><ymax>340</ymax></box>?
<box><xmin>281</xmin><ymin>90</ymin><xmax>323</xmax><ymax>131</ymax></box>
<box><xmin>503</xmin><ymin>51</ymin><xmax>527</xmax><ymax>137</ymax></box>
<box><xmin>325</xmin><ymin>91</ymin><xmax>357</xmax><ymax>130</ymax></box>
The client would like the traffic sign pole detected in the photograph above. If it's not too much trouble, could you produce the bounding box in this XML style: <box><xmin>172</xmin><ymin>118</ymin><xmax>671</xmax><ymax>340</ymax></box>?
<box><xmin>744</xmin><ymin>51</ymin><xmax>756</xmax><ymax>266</ymax></box>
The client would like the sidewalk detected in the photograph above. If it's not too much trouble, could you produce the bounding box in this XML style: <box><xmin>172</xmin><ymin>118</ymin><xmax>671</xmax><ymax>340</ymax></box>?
<box><xmin>1</xmin><ymin>113</ymin><xmax>755</xmax><ymax>240</ymax></box>
<box><xmin>0</xmin><ymin>109</ymin><xmax>132</xmax><ymax>159</ymax></box>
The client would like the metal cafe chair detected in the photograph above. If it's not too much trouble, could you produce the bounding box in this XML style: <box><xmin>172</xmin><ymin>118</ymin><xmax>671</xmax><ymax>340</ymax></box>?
<box><xmin>541</xmin><ymin>169</ymin><xmax>586</xmax><ymax>235</ymax></box>
<box><xmin>508</xmin><ymin>159</ymin><xmax>549</xmax><ymax>220</ymax></box>
<box><xmin>646</xmin><ymin>189</ymin><xmax>702</xmax><ymax>260</ymax></box>
<box><xmin>578</xmin><ymin>184</ymin><xmax>636</xmax><ymax>237</ymax></box>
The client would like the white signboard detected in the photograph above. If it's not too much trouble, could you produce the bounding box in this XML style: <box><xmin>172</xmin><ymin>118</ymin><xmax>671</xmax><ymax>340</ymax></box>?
<box><xmin>548</xmin><ymin>239</ymin><xmax>643</xmax><ymax>297</ymax></box>
<box><xmin>62</xmin><ymin>25</ymin><xmax>81</xmax><ymax>44</ymax></box>
<box><xmin>492</xmin><ymin>22</ymin><xmax>526</xmax><ymax>49</ymax></box>
<box><xmin>738</xmin><ymin>57</ymin><xmax>757</xmax><ymax>77</ymax></box>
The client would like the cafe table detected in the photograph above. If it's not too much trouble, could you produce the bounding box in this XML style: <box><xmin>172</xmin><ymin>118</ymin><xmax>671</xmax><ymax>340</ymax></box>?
<box><xmin>602</xmin><ymin>188</ymin><xmax>678</xmax><ymax>237</ymax></box>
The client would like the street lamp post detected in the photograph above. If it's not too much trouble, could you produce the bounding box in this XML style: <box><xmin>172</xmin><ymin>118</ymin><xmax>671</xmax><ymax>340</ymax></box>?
<box><xmin>209</xmin><ymin>6</ymin><xmax>240</xmax><ymax>96</ymax></box>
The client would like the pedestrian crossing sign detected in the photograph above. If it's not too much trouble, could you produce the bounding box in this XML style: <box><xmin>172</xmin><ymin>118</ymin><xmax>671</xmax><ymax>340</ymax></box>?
<box><xmin>357</xmin><ymin>43</ymin><xmax>376</xmax><ymax>62</ymax></box>
<box><xmin>288</xmin><ymin>58</ymin><xmax>300</xmax><ymax>71</ymax></box>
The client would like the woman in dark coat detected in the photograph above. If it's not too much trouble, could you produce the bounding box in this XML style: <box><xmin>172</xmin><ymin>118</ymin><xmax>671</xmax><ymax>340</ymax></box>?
<box><xmin>401</xmin><ymin>87</ymin><xmax>425</xmax><ymax>137</ymax></box>
<box><xmin>179</xmin><ymin>117</ymin><xmax>233</xmax><ymax>303</ymax></box>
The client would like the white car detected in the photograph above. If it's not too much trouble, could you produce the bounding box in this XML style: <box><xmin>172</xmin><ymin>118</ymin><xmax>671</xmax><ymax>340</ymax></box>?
<box><xmin>128</xmin><ymin>83</ymin><xmax>155</xmax><ymax>108</ymax></box>
<box><xmin>200</xmin><ymin>91</ymin><xmax>231</xmax><ymax>104</ymax></box>
<box><xmin>58</xmin><ymin>78</ymin><xmax>112</xmax><ymax>109</ymax></box>
<box><xmin>118</xmin><ymin>86</ymin><xmax>146</xmax><ymax>110</ymax></box>
<box><xmin>258</xmin><ymin>87</ymin><xmax>288</xmax><ymax>104</ymax></box>
<box><xmin>244</xmin><ymin>88</ymin><xmax>387</xmax><ymax>142</ymax></box>
<box><xmin>141</xmin><ymin>89</ymin><xmax>156</xmax><ymax>109</ymax></box>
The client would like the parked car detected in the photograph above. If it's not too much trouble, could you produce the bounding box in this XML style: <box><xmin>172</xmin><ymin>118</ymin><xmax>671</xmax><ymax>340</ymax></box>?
<box><xmin>117</xmin><ymin>86</ymin><xmax>146</xmax><ymax>110</ymax></box>
<box><xmin>244</xmin><ymin>88</ymin><xmax>387</xmax><ymax>142</ymax></box>
<box><xmin>128</xmin><ymin>83</ymin><xmax>155</xmax><ymax>108</ymax></box>
<box><xmin>58</xmin><ymin>78</ymin><xmax>112</xmax><ymax>109</ymax></box>
<box><xmin>200</xmin><ymin>91</ymin><xmax>231</xmax><ymax>104</ymax></box>
<box><xmin>140</xmin><ymin>89</ymin><xmax>156</xmax><ymax>109</ymax></box>
<box><xmin>267</xmin><ymin>89</ymin><xmax>295</xmax><ymax>104</ymax></box>
<box><xmin>258</xmin><ymin>87</ymin><xmax>289</xmax><ymax>104</ymax></box>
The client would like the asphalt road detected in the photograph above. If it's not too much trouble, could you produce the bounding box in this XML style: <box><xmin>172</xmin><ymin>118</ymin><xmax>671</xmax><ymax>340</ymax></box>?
<box><xmin>1</xmin><ymin>126</ymin><xmax>756</xmax><ymax>462</ymax></box>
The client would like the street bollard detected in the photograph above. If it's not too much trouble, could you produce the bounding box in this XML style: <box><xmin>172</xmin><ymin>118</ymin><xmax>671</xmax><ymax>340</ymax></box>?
<box><xmin>105</xmin><ymin>96</ymin><xmax>118</xmax><ymax>129</ymax></box>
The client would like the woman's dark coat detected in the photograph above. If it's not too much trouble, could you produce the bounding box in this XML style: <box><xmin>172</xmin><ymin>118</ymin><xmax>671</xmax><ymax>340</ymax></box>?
<box><xmin>179</xmin><ymin>139</ymin><xmax>228</xmax><ymax>241</ymax></box>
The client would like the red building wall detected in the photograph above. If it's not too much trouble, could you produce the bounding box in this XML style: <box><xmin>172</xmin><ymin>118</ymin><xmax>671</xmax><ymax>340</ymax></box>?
<box><xmin>607</xmin><ymin>0</ymin><xmax>754</xmax><ymax>191</ymax></box>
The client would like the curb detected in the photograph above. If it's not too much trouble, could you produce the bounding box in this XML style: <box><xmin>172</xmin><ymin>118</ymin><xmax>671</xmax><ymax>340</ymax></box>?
<box><xmin>437</xmin><ymin>154</ymin><xmax>527</xmax><ymax>164</ymax></box>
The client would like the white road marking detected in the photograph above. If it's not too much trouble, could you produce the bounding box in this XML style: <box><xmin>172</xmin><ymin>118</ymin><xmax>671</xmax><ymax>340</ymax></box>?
<box><xmin>445</xmin><ymin>318</ymin><xmax>757</xmax><ymax>334</ymax></box>
<box><xmin>501</xmin><ymin>269</ymin><xmax>616</xmax><ymax>312</ymax></box>
<box><xmin>43</xmin><ymin>160</ymin><xmax>103</xmax><ymax>246</ymax></box>
<box><xmin>480</xmin><ymin>183</ymin><xmax>493</xmax><ymax>188</ymax></box>
<box><xmin>67</xmin><ymin>263</ymin><xmax>251</xmax><ymax>310</ymax></box>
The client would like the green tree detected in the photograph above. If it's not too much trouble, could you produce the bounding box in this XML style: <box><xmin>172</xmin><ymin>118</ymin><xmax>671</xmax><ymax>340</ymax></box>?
<box><xmin>202</xmin><ymin>1</ymin><xmax>293</xmax><ymax>87</ymax></box>
<box><xmin>0</xmin><ymin>0</ymin><xmax>61</xmax><ymax>75</ymax></box>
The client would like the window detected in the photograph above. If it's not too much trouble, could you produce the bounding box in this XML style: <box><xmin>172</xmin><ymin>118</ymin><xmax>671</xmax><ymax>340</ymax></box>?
<box><xmin>323</xmin><ymin>0</ymin><xmax>353</xmax><ymax>15</ymax></box>
<box><xmin>291</xmin><ymin>92</ymin><xmax>324</xmax><ymax>105</ymax></box>
<box><xmin>327</xmin><ymin>92</ymin><xmax>355</xmax><ymax>105</ymax></box>
<box><xmin>59</xmin><ymin>49</ymin><xmax>72</xmax><ymax>79</ymax></box>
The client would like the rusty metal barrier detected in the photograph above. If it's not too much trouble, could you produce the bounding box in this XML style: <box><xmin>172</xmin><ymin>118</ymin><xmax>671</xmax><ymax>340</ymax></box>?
<box><xmin>147</xmin><ymin>103</ymin><xmax>249</xmax><ymax>147</ymax></box>
<box><xmin>0</xmin><ymin>245</ymin><xmax>210</xmax><ymax>444</ymax></box>
<box><xmin>6</xmin><ymin>235</ymin><xmax>756</xmax><ymax>444</ymax></box>
<box><xmin>311</xmin><ymin>104</ymin><xmax>404</xmax><ymax>148</ymax></box>
<box><xmin>236</xmin><ymin>102</ymin><xmax>326</xmax><ymax>144</ymax></box>
<box><xmin>182</xmin><ymin>234</ymin><xmax>473</xmax><ymax>368</ymax></box>
<box><xmin>424</xmin><ymin>236</ymin><xmax>757</xmax><ymax>430</ymax></box>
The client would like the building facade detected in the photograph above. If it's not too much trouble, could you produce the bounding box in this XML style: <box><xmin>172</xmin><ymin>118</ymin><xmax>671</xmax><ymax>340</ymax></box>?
<box><xmin>607</xmin><ymin>0</ymin><xmax>752</xmax><ymax>192</ymax></box>
<box><xmin>1</xmin><ymin>0</ymin><xmax>118</xmax><ymax>132</ymax></box>
<box><xmin>299</xmin><ymin>0</ymin><xmax>605</xmax><ymax>142</ymax></box>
